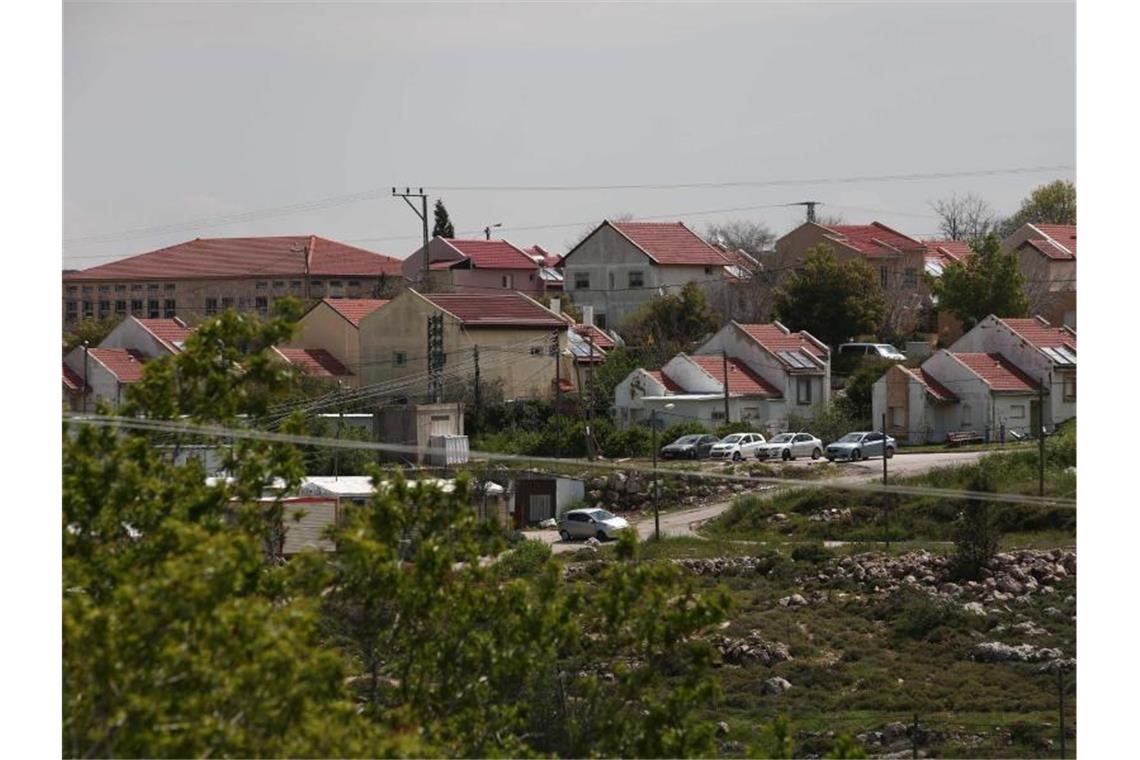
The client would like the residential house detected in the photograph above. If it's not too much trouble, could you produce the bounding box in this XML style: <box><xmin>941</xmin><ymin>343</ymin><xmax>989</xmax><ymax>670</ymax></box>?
<box><xmin>872</xmin><ymin>315</ymin><xmax>1074</xmax><ymax>443</ymax></box>
<box><xmin>286</xmin><ymin>298</ymin><xmax>390</xmax><ymax>386</ymax></box>
<box><xmin>613</xmin><ymin>322</ymin><xmax>831</xmax><ymax>433</ymax></box>
<box><xmin>1001</xmin><ymin>223</ymin><xmax>1077</xmax><ymax>328</ymax></box>
<box><xmin>402</xmin><ymin>237</ymin><xmax>547</xmax><ymax>297</ymax></box>
<box><xmin>358</xmin><ymin>289</ymin><xmax>571</xmax><ymax>401</ymax></box>
<box><xmin>272</xmin><ymin>347</ymin><xmax>353</xmax><ymax>382</ymax></box>
<box><xmin>63</xmin><ymin>235</ymin><xmax>403</xmax><ymax>326</ymax></box>
<box><xmin>560</xmin><ymin>220</ymin><xmax>731</xmax><ymax>329</ymax></box>
<box><xmin>772</xmin><ymin>221</ymin><xmax>932</xmax><ymax>334</ymax></box>
<box><xmin>526</xmin><ymin>245</ymin><xmax>564</xmax><ymax>292</ymax></box>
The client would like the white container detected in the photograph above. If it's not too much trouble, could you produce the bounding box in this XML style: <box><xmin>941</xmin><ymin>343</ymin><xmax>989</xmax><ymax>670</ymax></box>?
<box><xmin>428</xmin><ymin>434</ymin><xmax>470</xmax><ymax>466</ymax></box>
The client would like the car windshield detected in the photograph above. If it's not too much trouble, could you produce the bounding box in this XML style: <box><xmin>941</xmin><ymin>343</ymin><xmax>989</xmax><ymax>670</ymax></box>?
<box><xmin>770</xmin><ymin>434</ymin><xmax>794</xmax><ymax>443</ymax></box>
<box><xmin>673</xmin><ymin>435</ymin><xmax>700</xmax><ymax>445</ymax></box>
<box><xmin>590</xmin><ymin>509</ymin><xmax>615</xmax><ymax>521</ymax></box>
<box><xmin>837</xmin><ymin>433</ymin><xmax>865</xmax><ymax>443</ymax></box>
<box><xmin>722</xmin><ymin>434</ymin><xmax>743</xmax><ymax>443</ymax></box>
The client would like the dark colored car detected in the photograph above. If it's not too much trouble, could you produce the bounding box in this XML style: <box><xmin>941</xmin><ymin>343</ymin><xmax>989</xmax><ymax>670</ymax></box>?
<box><xmin>660</xmin><ymin>434</ymin><xmax>720</xmax><ymax>460</ymax></box>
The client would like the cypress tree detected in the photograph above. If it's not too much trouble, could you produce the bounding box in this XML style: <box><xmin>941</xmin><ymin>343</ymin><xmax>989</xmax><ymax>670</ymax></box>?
<box><xmin>432</xmin><ymin>199</ymin><xmax>455</xmax><ymax>238</ymax></box>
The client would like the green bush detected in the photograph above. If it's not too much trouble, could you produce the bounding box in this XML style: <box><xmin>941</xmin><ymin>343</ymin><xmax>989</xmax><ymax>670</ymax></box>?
<box><xmin>497</xmin><ymin>539</ymin><xmax>553</xmax><ymax>578</ymax></box>
<box><xmin>600</xmin><ymin>426</ymin><xmax>652</xmax><ymax>458</ymax></box>
<box><xmin>878</xmin><ymin>591</ymin><xmax>970</xmax><ymax>640</ymax></box>
<box><xmin>791</xmin><ymin>542</ymin><xmax>834</xmax><ymax>564</ymax></box>
<box><xmin>660</xmin><ymin>420</ymin><xmax>711</xmax><ymax>443</ymax></box>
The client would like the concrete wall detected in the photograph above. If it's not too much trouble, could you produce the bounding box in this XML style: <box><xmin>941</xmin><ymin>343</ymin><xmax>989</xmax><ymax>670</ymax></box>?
<box><xmin>359</xmin><ymin>290</ymin><xmax>570</xmax><ymax>401</ymax></box>
<box><xmin>290</xmin><ymin>302</ymin><xmax>365</xmax><ymax>386</ymax></box>
<box><xmin>923</xmin><ymin>352</ymin><xmax>1000</xmax><ymax>437</ymax></box>
<box><xmin>450</xmin><ymin>267</ymin><xmax>546</xmax><ymax>297</ymax></box>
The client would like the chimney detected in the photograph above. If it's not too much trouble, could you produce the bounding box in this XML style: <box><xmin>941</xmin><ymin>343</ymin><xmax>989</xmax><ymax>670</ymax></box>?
<box><xmin>549</xmin><ymin>297</ymin><xmax>561</xmax><ymax>315</ymax></box>
<box><xmin>582</xmin><ymin>305</ymin><xmax>594</xmax><ymax>327</ymax></box>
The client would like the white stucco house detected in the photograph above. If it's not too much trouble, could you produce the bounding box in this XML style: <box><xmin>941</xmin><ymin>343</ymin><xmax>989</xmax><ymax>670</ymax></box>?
<box><xmin>872</xmin><ymin>315</ymin><xmax>1075</xmax><ymax>444</ymax></box>
<box><xmin>613</xmin><ymin>321</ymin><xmax>831</xmax><ymax>433</ymax></box>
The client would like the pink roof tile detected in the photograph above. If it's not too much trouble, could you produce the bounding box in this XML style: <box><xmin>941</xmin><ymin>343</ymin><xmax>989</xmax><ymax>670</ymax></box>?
<box><xmin>950</xmin><ymin>352</ymin><xmax>1043</xmax><ymax>393</ymax></box>
<box><xmin>646</xmin><ymin>369</ymin><xmax>684</xmax><ymax>393</ymax></box>
<box><xmin>735</xmin><ymin>323</ymin><xmax>828</xmax><ymax>365</ymax></box>
<box><xmin>923</xmin><ymin>239</ymin><xmax>975</xmax><ymax>264</ymax></box>
<box><xmin>1032</xmin><ymin>224</ymin><xmax>1077</xmax><ymax>257</ymax></box>
<box><xmin>998</xmin><ymin>317</ymin><xmax>1076</xmax><ymax>352</ymax></box>
<box><xmin>275</xmin><ymin>348</ymin><xmax>352</xmax><ymax>378</ymax></box>
<box><xmin>62</xmin><ymin>363</ymin><xmax>85</xmax><ymax>392</ymax></box>
<box><xmin>136</xmin><ymin>318</ymin><xmax>193</xmax><ymax>353</ymax></box>
<box><xmin>899</xmin><ymin>366</ymin><xmax>958</xmax><ymax>403</ymax></box>
<box><xmin>441</xmin><ymin>239</ymin><xmax>539</xmax><ymax>270</ymax></box>
<box><xmin>1020</xmin><ymin>238</ymin><xmax>1075</xmax><ymax>261</ymax></box>
<box><xmin>419</xmin><ymin>292</ymin><xmax>566</xmax><ymax>328</ymax></box>
<box><xmin>822</xmin><ymin>222</ymin><xmax>925</xmax><ymax>258</ymax></box>
<box><xmin>64</xmin><ymin>236</ymin><xmax>402</xmax><ymax>281</ymax></box>
<box><xmin>322</xmin><ymin>298</ymin><xmax>389</xmax><ymax>328</ymax></box>
<box><xmin>687</xmin><ymin>356</ymin><xmax>783</xmax><ymax>398</ymax></box>
<box><xmin>571</xmin><ymin>324</ymin><xmax>616</xmax><ymax>350</ymax></box>
<box><xmin>89</xmin><ymin>348</ymin><xmax>147</xmax><ymax>383</ymax></box>
<box><xmin>611</xmin><ymin>221</ymin><xmax>730</xmax><ymax>266</ymax></box>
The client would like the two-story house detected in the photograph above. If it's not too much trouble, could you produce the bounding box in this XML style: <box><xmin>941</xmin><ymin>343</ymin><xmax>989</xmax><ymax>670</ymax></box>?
<box><xmin>286</xmin><ymin>298</ymin><xmax>391</xmax><ymax>387</ymax></box>
<box><xmin>560</xmin><ymin>220</ymin><xmax>731</xmax><ymax>330</ymax></box>
<box><xmin>1001</xmin><ymin>223</ymin><xmax>1077</xmax><ymax>328</ymax></box>
<box><xmin>402</xmin><ymin>237</ymin><xmax>547</xmax><ymax>298</ymax></box>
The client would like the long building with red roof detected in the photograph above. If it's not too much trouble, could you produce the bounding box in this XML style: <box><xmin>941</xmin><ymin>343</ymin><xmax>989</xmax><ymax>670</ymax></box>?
<box><xmin>63</xmin><ymin>235</ymin><xmax>402</xmax><ymax>327</ymax></box>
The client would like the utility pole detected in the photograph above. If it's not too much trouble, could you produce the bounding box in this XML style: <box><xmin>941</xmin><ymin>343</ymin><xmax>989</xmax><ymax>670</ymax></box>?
<box><xmin>1038</xmin><ymin>378</ymin><xmax>1047</xmax><ymax>497</ymax></box>
<box><xmin>651</xmin><ymin>408</ymin><xmax>660</xmax><ymax>540</ymax></box>
<box><xmin>82</xmin><ymin>341</ymin><xmax>89</xmax><ymax>413</ymax></box>
<box><xmin>1058</xmin><ymin>668</ymin><xmax>1066</xmax><ymax>759</ymax></box>
<box><xmin>551</xmin><ymin>328</ymin><xmax>561</xmax><ymax>459</ymax></box>
<box><xmin>473</xmin><ymin>345</ymin><xmax>481</xmax><ymax>430</ymax></box>
<box><xmin>392</xmin><ymin>187</ymin><xmax>430</xmax><ymax>285</ymax></box>
<box><xmin>334</xmin><ymin>380</ymin><xmax>344</xmax><ymax>480</ymax></box>
<box><xmin>585</xmin><ymin>332</ymin><xmax>596</xmax><ymax>461</ymax></box>
<box><xmin>722</xmin><ymin>349</ymin><xmax>731</xmax><ymax>424</ymax></box>
<box><xmin>791</xmin><ymin>201</ymin><xmax>820</xmax><ymax>223</ymax></box>
<box><xmin>882</xmin><ymin>412</ymin><xmax>890</xmax><ymax>550</ymax></box>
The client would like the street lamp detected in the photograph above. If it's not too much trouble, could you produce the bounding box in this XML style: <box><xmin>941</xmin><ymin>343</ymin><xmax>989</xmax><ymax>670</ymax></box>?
<box><xmin>483</xmin><ymin>222</ymin><xmax>503</xmax><ymax>240</ymax></box>
<box><xmin>650</xmin><ymin>402</ymin><xmax>674</xmax><ymax>540</ymax></box>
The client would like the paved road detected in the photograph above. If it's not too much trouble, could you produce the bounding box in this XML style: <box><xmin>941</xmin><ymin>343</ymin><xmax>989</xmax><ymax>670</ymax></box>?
<box><xmin>530</xmin><ymin>450</ymin><xmax>990</xmax><ymax>553</ymax></box>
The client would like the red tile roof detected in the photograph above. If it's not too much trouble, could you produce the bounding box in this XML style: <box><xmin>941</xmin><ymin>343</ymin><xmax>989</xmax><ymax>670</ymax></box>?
<box><xmin>136</xmin><ymin>318</ymin><xmax>193</xmax><ymax>353</ymax></box>
<box><xmin>418</xmin><ymin>292</ymin><xmax>566</xmax><ymax>327</ymax></box>
<box><xmin>999</xmin><ymin>317</ymin><xmax>1076</xmax><ymax>352</ymax></box>
<box><xmin>1032</xmin><ymin>224</ymin><xmax>1077</xmax><ymax>257</ymax></box>
<box><xmin>900</xmin><ymin>366</ymin><xmax>958</xmax><ymax>403</ymax></box>
<box><xmin>923</xmin><ymin>239</ymin><xmax>975</xmax><ymax>264</ymax></box>
<box><xmin>950</xmin><ymin>352</ymin><xmax>1042</xmax><ymax>393</ymax></box>
<box><xmin>526</xmin><ymin>244</ymin><xmax>562</xmax><ymax>268</ymax></box>
<box><xmin>322</xmin><ymin>298</ymin><xmax>389</xmax><ymax>328</ymax></box>
<box><xmin>275</xmin><ymin>348</ymin><xmax>352</xmax><ymax>378</ymax></box>
<box><xmin>822</xmin><ymin>222</ymin><xmax>925</xmax><ymax>258</ymax></box>
<box><xmin>688</xmin><ymin>355</ymin><xmax>783</xmax><ymax>398</ymax></box>
<box><xmin>62</xmin><ymin>363</ymin><xmax>85</xmax><ymax>392</ymax></box>
<box><xmin>735</xmin><ymin>323</ymin><xmax>828</xmax><ymax>365</ymax></box>
<box><xmin>441</xmin><ymin>239</ymin><xmax>539</xmax><ymax>270</ymax></box>
<box><xmin>89</xmin><ymin>348</ymin><xmax>147</xmax><ymax>383</ymax></box>
<box><xmin>1020</xmin><ymin>238</ymin><xmax>1075</xmax><ymax>261</ymax></box>
<box><xmin>571</xmin><ymin>323</ymin><xmax>616</xmax><ymax>350</ymax></box>
<box><xmin>646</xmin><ymin>369</ymin><xmax>684</xmax><ymax>393</ymax></box>
<box><xmin>611</xmin><ymin>221</ymin><xmax>730</xmax><ymax>266</ymax></box>
<box><xmin>63</xmin><ymin>236</ymin><xmax>402</xmax><ymax>281</ymax></box>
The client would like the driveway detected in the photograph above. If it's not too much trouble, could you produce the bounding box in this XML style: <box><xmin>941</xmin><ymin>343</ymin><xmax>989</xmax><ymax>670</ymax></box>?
<box><xmin>530</xmin><ymin>450</ymin><xmax>990</xmax><ymax>553</ymax></box>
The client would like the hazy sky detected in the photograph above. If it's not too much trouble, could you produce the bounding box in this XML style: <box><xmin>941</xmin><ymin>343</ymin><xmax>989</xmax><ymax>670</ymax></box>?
<box><xmin>63</xmin><ymin>1</ymin><xmax>1074</xmax><ymax>267</ymax></box>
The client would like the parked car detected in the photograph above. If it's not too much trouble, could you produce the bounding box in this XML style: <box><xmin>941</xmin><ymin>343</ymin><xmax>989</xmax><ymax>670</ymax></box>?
<box><xmin>837</xmin><ymin>343</ymin><xmax>907</xmax><ymax>361</ymax></box>
<box><xmin>755</xmin><ymin>432</ymin><xmax>824</xmax><ymax>461</ymax></box>
<box><xmin>708</xmin><ymin>432</ymin><xmax>767</xmax><ymax>461</ymax></box>
<box><xmin>660</xmin><ymin>434</ymin><xmax>720</xmax><ymax>460</ymax></box>
<box><xmin>557</xmin><ymin>508</ymin><xmax>631</xmax><ymax>542</ymax></box>
<box><xmin>825</xmin><ymin>431</ymin><xmax>896</xmax><ymax>462</ymax></box>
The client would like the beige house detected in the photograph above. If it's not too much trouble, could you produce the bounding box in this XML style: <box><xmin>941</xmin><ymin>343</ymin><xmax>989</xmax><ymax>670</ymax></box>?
<box><xmin>402</xmin><ymin>237</ymin><xmax>547</xmax><ymax>297</ymax></box>
<box><xmin>1001</xmin><ymin>223</ymin><xmax>1076</xmax><ymax>328</ymax></box>
<box><xmin>358</xmin><ymin>289</ymin><xmax>572</xmax><ymax>401</ymax></box>
<box><xmin>286</xmin><ymin>298</ymin><xmax>390</xmax><ymax>387</ymax></box>
<box><xmin>560</xmin><ymin>220</ymin><xmax>732</xmax><ymax>330</ymax></box>
<box><xmin>63</xmin><ymin>235</ymin><xmax>403</xmax><ymax>327</ymax></box>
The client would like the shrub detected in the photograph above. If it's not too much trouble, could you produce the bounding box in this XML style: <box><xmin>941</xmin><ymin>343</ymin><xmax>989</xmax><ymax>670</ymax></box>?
<box><xmin>497</xmin><ymin>539</ymin><xmax>553</xmax><ymax>578</ymax></box>
<box><xmin>880</xmin><ymin>591</ymin><xmax>970</xmax><ymax>640</ymax></box>
<box><xmin>600</xmin><ymin>426</ymin><xmax>652</xmax><ymax>458</ymax></box>
<box><xmin>660</xmin><ymin>420</ymin><xmax>711</xmax><ymax>443</ymax></box>
<box><xmin>791</xmin><ymin>542</ymin><xmax>834</xmax><ymax>564</ymax></box>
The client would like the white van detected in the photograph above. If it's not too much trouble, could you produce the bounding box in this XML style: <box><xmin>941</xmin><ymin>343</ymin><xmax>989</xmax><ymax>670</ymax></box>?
<box><xmin>837</xmin><ymin>343</ymin><xmax>906</xmax><ymax>361</ymax></box>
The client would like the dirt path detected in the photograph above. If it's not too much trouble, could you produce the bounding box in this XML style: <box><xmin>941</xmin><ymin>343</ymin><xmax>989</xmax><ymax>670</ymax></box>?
<box><xmin>531</xmin><ymin>450</ymin><xmax>990</xmax><ymax>553</ymax></box>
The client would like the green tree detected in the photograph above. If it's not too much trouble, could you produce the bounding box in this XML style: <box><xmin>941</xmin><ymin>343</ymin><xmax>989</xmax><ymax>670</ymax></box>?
<box><xmin>63</xmin><ymin>315</ymin><xmax>121</xmax><ymax>352</ymax></box>
<box><xmin>1000</xmin><ymin>179</ymin><xmax>1077</xmax><ymax>236</ymax></box>
<box><xmin>929</xmin><ymin>233</ymin><xmax>1029</xmax><ymax>331</ymax></box>
<box><xmin>432</xmin><ymin>198</ymin><xmax>456</xmax><ymax>238</ymax></box>
<box><xmin>773</xmin><ymin>245</ymin><xmax>886</xmax><ymax>348</ymax></box>
<box><xmin>622</xmin><ymin>281</ymin><xmax>720</xmax><ymax>366</ymax></box>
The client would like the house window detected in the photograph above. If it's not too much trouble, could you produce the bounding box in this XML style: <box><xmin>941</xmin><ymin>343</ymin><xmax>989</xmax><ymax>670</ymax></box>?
<box><xmin>530</xmin><ymin>346</ymin><xmax>543</xmax><ymax>356</ymax></box>
<box><xmin>164</xmin><ymin>283</ymin><xmax>176</xmax><ymax>292</ymax></box>
<box><xmin>83</xmin><ymin>301</ymin><xmax>93</xmax><ymax>317</ymax></box>
<box><xmin>131</xmin><ymin>284</ymin><xmax>143</xmax><ymax>292</ymax></box>
<box><xmin>743</xmin><ymin>406</ymin><xmax>759</xmax><ymax>420</ymax></box>
<box><xmin>115</xmin><ymin>300</ymin><xmax>127</xmax><ymax>317</ymax></box>
<box><xmin>222</xmin><ymin>297</ymin><xmax>234</xmax><ymax>309</ymax></box>
<box><xmin>348</xmin><ymin>280</ymin><xmax>360</xmax><ymax>288</ymax></box>
<box><xmin>256</xmin><ymin>281</ymin><xmax>268</xmax><ymax>290</ymax></box>
<box><xmin>903</xmin><ymin>268</ymin><xmax>918</xmax><ymax>287</ymax></box>
<box><xmin>393</xmin><ymin>351</ymin><xmax>407</xmax><ymax>366</ymax></box>
<box><xmin>115</xmin><ymin>284</ymin><xmax>127</xmax><ymax>292</ymax></box>
<box><xmin>272</xmin><ymin>280</ymin><xmax>285</xmax><ymax>289</ymax></box>
<box><xmin>880</xmin><ymin>266</ymin><xmax>889</xmax><ymax>288</ymax></box>
<box><xmin>711</xmin><ymin>410</ymin><xmax>726</xmax><ymax>422</ymax></box>
<box><xmin>609</xmin><ymin>272</ymin><xmax>615</xmax><ymax>289</ymax></box>
<box><xmin>628</xmin><ymin>270</ymin><xmax>644</xmax><ymax>288</ymax></box>
<box><xmin>595</xmin><ymin>313</ymin><xmax>607</xmax><ymax>329</ymax></box>
<box><xmin>98</xmin><ymin>285</ymin><xmax>111</xmax><ymax>293</ymax></box>
<box><xmin>164</xmin><ymin>299</ymin><xmax>177</xmax><ymax>318</ymax></box>
<box><xmin>890</xmin><ymin>406</ymin><xmax>904</xmax><ymax>428</ymax></box>
<box><xmin>1010</xmin><ymin>405</ymin><xmax>1026</xmax><ymax>420</ymax></box>
<box><xmin>205</xmin><ymin>298</ymin><xmax>218</xmax><ymax>316</ymax></box>
<box><xmin>98</xmin><ymin>300</ymin><xmax>110</xmax><ymax>318</ymax></box>
<box><xmin>66</xmin><ymin>301</ymin><xmax>78</xmax><ymax>320</ymax></box>
<box><xmin>310</xmin><ymin>280</ymin><xmax>324</xmax><ymax>293</ymax></box>
<box><xmin>1063</xmin><ymin>374</ymin><xmax>1076</xmax><ymax>402</ymax></box>
<box><xmin>255</xmin><ymin>296</ymin><xmax>268</xmax><ymax>316</ymax></box>
<box><xmin>501</xmin><ymin>275</ymin><xmax>514</xmax><ymax>289</ymax></box>
<box><xmin>130</xmin><ymin>299</ymin><xmax>143</xmax><ymax>314</ymax></box>
<box><xmin>148</xmin><ymin>283</ymin><xmax>160</xmax><ymax>291</ymax></box>
<box><xmin>148</xmin><ymin>299</ymin><xmax>160</xmax><ymax>318</ymax></box>
<box><xmin>574</xmin><ymin>272</ymin><xmax>590</xmax><ymax>290</ymax></box>
<box><xmin>67</xmin><ymin>285</ymin><xmax>78</xmax><ymax>294</ymax></box>
<box><xmin>290</xmin><ymin>281</ymin><xmax>302</xmax><ymax>292</ymax></box>
<box><xmin>796</xmin><ymin>377</ymin><xmax>812</xmax><ymax>405</ymax></box>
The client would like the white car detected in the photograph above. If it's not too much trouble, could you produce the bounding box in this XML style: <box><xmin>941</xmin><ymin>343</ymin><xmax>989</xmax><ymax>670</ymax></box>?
<box><xmin>557</xmin><ymin>508</ymin><xmax>630</xmax><ymax>542</ymax></box>
<box><xmin>755</xmin><ymin>432</ymin><xmax>824</xmax><ymax>461</ymax></box>
<box><xmin>708</xmin><ymin>432</ymin><xmax>767</xmax><ymax>461</ymax></box>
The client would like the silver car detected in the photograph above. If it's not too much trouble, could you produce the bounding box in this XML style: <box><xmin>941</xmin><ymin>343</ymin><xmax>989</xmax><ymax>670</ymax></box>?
<box><xmin>557</xmin><ymin>508</ymin><xmax>631</xmax><ymax>542</ymax></box>
<box><xmin>708</xmin><ymin>432</ymin><xmax>767</xmax><ymax>461</ymax></box>
<box><xmin>755</xmin><ymin>432</ymin><xmax>824</xmax><ymax>461</ymax></box>
<box><xmin>825</xmin><ymin>431</ymin><xmax>896</xmax><ymax>462</ymax></box>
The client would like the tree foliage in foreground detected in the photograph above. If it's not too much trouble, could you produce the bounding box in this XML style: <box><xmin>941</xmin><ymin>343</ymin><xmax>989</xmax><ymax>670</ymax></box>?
<box><xmin>773</xmin><ymin>245</ymin><xmax>886</xmax><ymax>348</ymax></box>
<box><xmin>621</xmin><ymin>281</ymin><xmax>720</xmax><ymax>366</ymax></box>
<box><xmin>63</xmin><ymin>305</ymin><xmax>733</xmax><ymax>757</ymax></box>
<box><xmin>928</xmin><ymin>233</ymin><xmax>1029</xmax><ymax>331</ymax></box>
